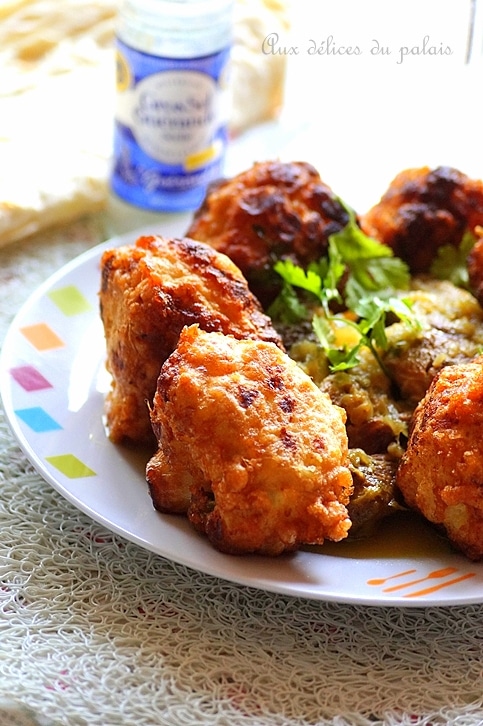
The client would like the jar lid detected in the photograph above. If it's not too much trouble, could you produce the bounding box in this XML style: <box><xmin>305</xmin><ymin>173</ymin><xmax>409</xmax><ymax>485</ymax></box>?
<box><xmin>118</xmin><ymin>0</ymin><xmax>234</xmax><ymax>58</ymax></box>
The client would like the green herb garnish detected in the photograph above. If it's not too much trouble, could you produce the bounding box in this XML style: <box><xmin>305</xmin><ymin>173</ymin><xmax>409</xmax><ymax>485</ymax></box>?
<box><xmin>268</xmin><ymin>201</ymin><xmax>419</xmax><ymax>374</ymax></box>
<box><xmin>429</xmin><ymin>229</ymin><xmax>476</xmax><ymax>289</ymax></box>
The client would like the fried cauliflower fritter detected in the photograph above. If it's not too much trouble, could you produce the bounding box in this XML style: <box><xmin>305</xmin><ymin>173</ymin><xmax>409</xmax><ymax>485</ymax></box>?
<box><xmin>361</xmin><ymin>166</ymin><xmax>483</xmax><ymax>274</ymax></box>
<box><xmin>100</xmin><ymin>235</ymin><xmax>283</xmax><ymax>445</ymax></box>
<box><xmin>186</xmin><ymin>160</ymin><xmax>350</xmax><ymax>307</ymax></box>
<box><xmin>146</xmin><ymin>324</ymin><xmax>353</xmax><ymax>555</ymax></box>
<box><xmin>396</xmin><ymin>355</ymin><xmax>483</xmax><ymax>561</ymax></box>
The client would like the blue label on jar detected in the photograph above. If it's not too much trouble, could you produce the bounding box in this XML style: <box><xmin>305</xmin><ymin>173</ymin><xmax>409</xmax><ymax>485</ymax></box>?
<box><xmin>111</xmin><ymin>39</ymin><xmax>231</xmax><ymax>212</ymax></box>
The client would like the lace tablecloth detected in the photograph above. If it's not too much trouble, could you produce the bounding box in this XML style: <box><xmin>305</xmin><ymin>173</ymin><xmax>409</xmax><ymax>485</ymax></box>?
<box><xmin>0</xmin><ymin>214</ymin><xmax>483</xmax><ymax>726</ymax></box>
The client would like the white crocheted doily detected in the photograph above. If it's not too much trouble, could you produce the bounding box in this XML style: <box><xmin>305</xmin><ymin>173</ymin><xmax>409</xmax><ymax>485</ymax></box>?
<box><xmin>1</xmin><ymin>219</ymin><xmax>483</xmax><ymax>726</ymax></box>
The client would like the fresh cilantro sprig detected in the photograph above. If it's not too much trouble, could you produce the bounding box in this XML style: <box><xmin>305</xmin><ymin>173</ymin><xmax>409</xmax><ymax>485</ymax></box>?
<box><xmin>429</xmin><ymin>229</ymin><xmax>476</xmax><ymax>289</ymax></box>
<box><xmin>328</xmin><ymin>201</ymin><xmax>410</xmax><ymax>305</ymax></box>
<box><xmin>268</xmin><ymin>200</ymin><xmax>419</xmax><ymax>374</ymax></box>
<box><xmin>311</xmin><ymin>313</ymin><xmax>364</xmax><ymax>371</ymax></box>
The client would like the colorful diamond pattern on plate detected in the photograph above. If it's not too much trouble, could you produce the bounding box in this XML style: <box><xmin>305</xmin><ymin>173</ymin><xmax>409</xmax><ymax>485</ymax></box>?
<box><xmin>48</xmin><ymin>285</ymin><xmax>92</xmax><ymax>316</ymax></box>
<box><xmin>46</xmin><ymin>454</ymin><xmax>96</xmax><ymax>479</ymax></box>
<box><xmin>10</xmin><ymin>365</ymin><xmax>52</xmax><ymax>391</ymax></box>
<box><xmin>13</xmin><ymin>284</ymin><xmax>96</xmax><ymax>478</ymax></box>
<box><xmin>15</xmin><ymin>407</ymin><xmax>62</xmax><ymax>433</ymax></box>
<box><xmin>20</xmin><ymin>323</ymin><xmax>64</xmax><ymax>351</ymax></box>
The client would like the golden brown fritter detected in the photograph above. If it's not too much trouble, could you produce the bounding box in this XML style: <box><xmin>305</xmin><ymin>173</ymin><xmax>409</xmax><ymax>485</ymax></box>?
<box><xmin>99</xmin><ymin>235</ymin><xmax>284</xmax><ymax>445</ymax></box>
<box><xmin>186</xmin><ymin>160</ymin><xmax>350</xmax><ymax>307</ymax></box>
<box><xmin>361</xmin><ymin>166</ymin><xmax>483</xmax><ymax>274</ymax></box>
<box><xmin>396</xmin><ymin>355</ymin><xmax>483</xmax><ymax>561</ymax></box>
<box><xmin>146</xmin><ymin>324</ymin><xmax>353</xmax><ymax>556</ymax></box>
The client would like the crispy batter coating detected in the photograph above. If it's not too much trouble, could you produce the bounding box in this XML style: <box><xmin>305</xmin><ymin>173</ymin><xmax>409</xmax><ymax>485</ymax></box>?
<box><xmin>396</xmin><ymin>355</ymin><xmax>483</xmax><ymax>560</ymax></box>
<box><xmin>99</xmin><ymin>235</ymin><xmax>283</xmax><ymax>445</ymax></box>
<box><xmin>361</xmin><ymin>166</ymin><xmax>483</xmax><ymax>273</ymax></box>
<box><xmin>186</xmin><ymin>160</ymin><xmax>349</xmax><ymax>307</ymax></box>
<box><xmin>146</xmin><ymin>325</ymin><xmax>353</xmax><ymax>555</ymax></box>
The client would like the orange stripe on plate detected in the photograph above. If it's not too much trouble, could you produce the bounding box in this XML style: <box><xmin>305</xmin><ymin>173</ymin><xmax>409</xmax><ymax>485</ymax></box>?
<box><xmin>404</xmin><ymin>572</ymin><xmax>477</xmax><ymax>598</ymax></box>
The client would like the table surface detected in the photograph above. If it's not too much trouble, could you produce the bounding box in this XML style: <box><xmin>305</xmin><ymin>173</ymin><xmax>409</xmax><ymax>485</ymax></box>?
<box><xmin>2</xmin><ymin>3</ymin><xmax>483</xmax><ymax>725</ymax></box>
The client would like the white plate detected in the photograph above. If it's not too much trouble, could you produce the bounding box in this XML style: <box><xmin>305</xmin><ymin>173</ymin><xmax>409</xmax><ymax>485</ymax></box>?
<box><xmin>1</xmin><ymin>225</ymin><xmax>482</xmax><ymax>607</ymax></box>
